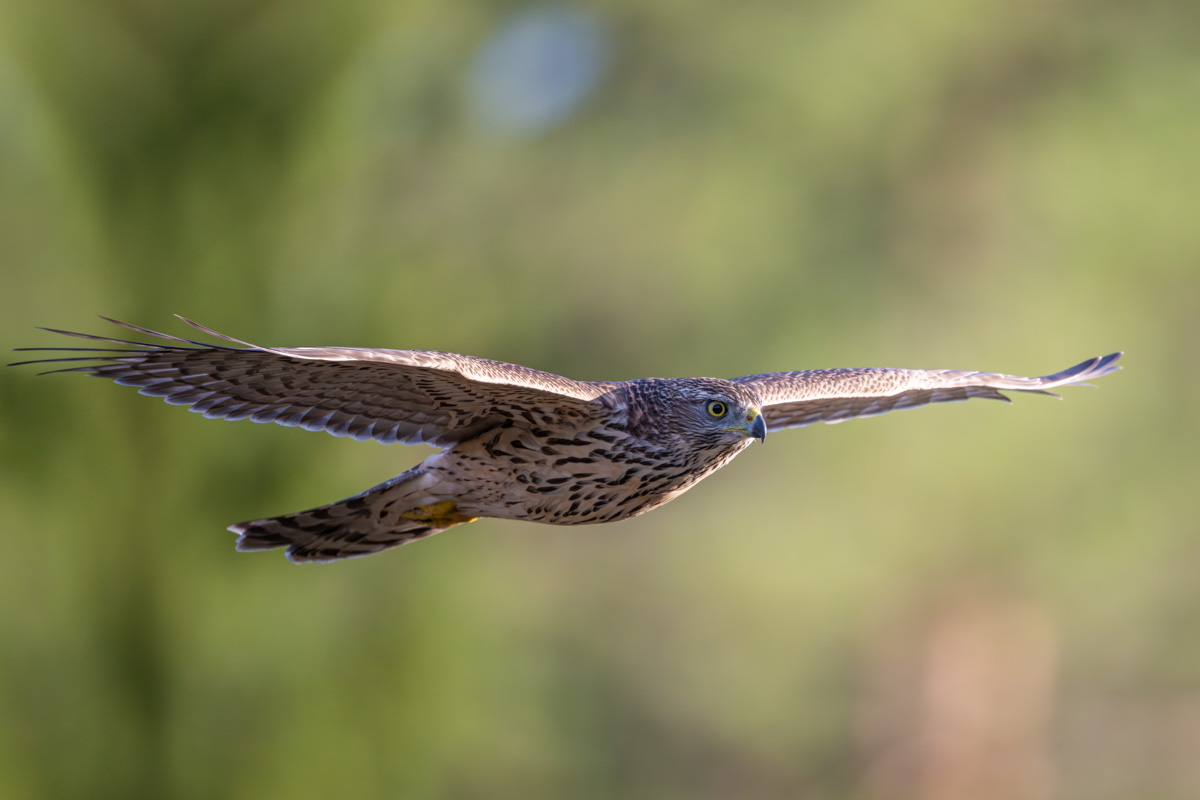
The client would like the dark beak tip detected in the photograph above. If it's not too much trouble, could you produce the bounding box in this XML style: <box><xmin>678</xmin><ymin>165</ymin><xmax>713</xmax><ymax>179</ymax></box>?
<box><xmin>750</xmin><ymin>414</ymin><xmax>767</xmax><ymax>443</ymax></box>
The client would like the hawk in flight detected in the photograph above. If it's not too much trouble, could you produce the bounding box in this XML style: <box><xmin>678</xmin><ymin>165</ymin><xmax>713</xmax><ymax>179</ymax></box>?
<box><xmin>12</xmin><ymin>318</ymin><xmax>1121</xmax><ymax>563</ymax></box>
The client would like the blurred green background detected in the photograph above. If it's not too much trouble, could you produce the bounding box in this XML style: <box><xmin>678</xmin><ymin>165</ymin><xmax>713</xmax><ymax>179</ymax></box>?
<box><xmin>1</xmin><ymin>1</ymin><xmax>1197</xmax><ymax>798</ymax></box>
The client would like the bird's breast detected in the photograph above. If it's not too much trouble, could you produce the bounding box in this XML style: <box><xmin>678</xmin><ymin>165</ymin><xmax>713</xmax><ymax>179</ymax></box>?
<box><xmin>443</xmin><ymin>423</ymin><xmax>749</xmax><ymax>526</ymax></box>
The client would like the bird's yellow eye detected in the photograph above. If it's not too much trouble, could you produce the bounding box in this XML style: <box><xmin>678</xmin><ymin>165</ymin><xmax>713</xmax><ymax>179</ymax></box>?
<box><xmin>706</xmin><ymin>400</ymin><xmax>728</xmax><ymax>418</ymax></box>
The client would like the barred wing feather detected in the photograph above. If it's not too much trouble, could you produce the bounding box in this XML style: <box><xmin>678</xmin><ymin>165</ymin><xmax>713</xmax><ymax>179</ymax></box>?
<box><xmin>11</xmin><ymin>317</ymin><xmax>616</xmax><ymax>448</ymax></box>
<box><xmin>734</xmin><ymin>353</ymin><xmax>1122</xmax><ymax>432</ymax></box>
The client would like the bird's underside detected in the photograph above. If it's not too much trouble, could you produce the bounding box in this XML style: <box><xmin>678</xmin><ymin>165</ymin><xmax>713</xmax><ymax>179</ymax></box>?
<box><xmin>10</xmin><ymin>317</ymin><xmax>1122</xmax><ymax>563</ymax></box>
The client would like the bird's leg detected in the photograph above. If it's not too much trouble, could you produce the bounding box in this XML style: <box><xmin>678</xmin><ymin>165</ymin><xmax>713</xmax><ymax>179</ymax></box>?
<box><xmin>400</xmin><ymin>500</ymin><xmax>478</xmax><ymax>528</ymax></box>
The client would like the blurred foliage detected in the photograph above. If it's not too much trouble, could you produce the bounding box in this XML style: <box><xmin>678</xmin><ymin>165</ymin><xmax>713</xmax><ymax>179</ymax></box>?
<box><xmin>1</xmin><ymin>1</ymin><xmax>1198</xmax><ymax>798</ymax></box>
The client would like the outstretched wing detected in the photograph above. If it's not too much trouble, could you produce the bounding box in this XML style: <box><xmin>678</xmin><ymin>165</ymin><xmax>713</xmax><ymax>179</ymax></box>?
<box><xmin>11</xmin><ymin>317</ymin><xmax>618</xmax><ymax>447</ymax></box>
<box><xmin>733</xmin><ymin>352</ymin><xmax>1122</xmax><ymax>432</ymax></box>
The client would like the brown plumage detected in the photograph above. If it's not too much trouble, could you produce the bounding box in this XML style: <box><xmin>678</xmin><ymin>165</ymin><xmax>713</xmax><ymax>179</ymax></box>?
<box><xmin>10</xmin><ymin>318</ymin><xmax>1122</xmax><ymax>562</ymax></box>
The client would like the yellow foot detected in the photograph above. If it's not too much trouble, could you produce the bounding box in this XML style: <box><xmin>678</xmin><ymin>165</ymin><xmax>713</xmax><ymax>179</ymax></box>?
<box><xmin>401</xmin><ymin>500</ymin><xmax>478</xmax><ymax>528</ymax></box>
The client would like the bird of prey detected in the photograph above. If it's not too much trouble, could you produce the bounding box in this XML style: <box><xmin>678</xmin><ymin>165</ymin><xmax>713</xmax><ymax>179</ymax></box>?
<box><xmin>11</xmin><ymin>318</ymin><xmax>1121</xmax><ymax>563</ymax></box>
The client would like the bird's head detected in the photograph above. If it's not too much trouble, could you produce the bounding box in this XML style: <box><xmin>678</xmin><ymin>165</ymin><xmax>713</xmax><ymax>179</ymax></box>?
<box><xmin>624</xmin><ymin>377</ymin><xmax>766</xmax><ymax>450</ymax></box>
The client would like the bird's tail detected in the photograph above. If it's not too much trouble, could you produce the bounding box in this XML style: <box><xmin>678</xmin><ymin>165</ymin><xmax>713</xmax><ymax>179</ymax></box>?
<box><xmin>230</xmin><ymin>467</ymin><xmax>477</xmax><ymax>563</ymax></box>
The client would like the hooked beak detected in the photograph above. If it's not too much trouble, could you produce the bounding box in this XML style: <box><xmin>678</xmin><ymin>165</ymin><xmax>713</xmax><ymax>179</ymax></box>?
<box><xmin>744</xmin><ymin>409</ymin><xmax>767</xmax><ymax>443</ymax></box>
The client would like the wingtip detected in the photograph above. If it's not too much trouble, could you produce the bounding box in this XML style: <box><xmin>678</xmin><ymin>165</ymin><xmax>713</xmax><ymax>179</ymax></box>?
<box><xmin>174</xmin><ymin>315</ymin><xmax>261</xmax><ymax>349</ymax></box>
<box><xmin>1089</xmin><ymin>351</ymin><xmax>1124</xmax><ymax>379</ymax></box>
<box><xmin>1036</xmin><ymin>350</ymin><xmax>1124</xmax><ymax>389</ymax></box>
